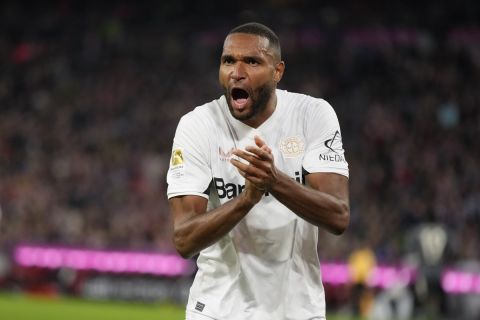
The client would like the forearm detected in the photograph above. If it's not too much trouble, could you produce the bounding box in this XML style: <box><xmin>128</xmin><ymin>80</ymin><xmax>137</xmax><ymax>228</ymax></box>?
<box><xmin>172</xmin><ymin>195</ymin><xmax>255</xmax><ymax>258</ymax></box>
<box><xmin>270</xmin><ymin>171</ymin><xmax>349</xmax><ymax>234</ymax></box>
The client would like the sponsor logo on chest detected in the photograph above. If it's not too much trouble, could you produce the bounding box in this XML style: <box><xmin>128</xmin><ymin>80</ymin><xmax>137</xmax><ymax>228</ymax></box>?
<box><xmin>213</xmin><ymin>171</ymin><xmax>305</xmax><ymax>199</ymax></box>
<box><xmin>219</xmin><ymin>146</ymin><xmax>235</xmax><ymax>161</ymax></box>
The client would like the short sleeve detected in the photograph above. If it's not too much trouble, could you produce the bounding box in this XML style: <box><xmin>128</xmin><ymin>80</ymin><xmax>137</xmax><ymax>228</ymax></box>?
<box><xmin>167</xmin><ymin>112</ymin><xmax>212</xmax><ymax>199</ymax></box>
<box><xmin>302</xmin><ymin>99</ymin><xmax>349</xmax><ymax>178</ymax></box>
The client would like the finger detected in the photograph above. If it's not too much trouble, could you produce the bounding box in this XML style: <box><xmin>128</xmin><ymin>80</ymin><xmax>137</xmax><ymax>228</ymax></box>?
<box><xmin>230</xmin><ymin>159</ymin><xmax>269</xmax><ymax>179</ymax></box>
<box><xmin>232</xmin><ymin>149</ymin><xmax>265</xmax><ymax>165</ymax></box>
<box><xmin>261</xmin><ymin>144</ymin><xmax>272</xmax><ymax>153</ymax></box>
<box><xmin>254</xmin><ymin>136</ymin><xmax>272</xmax><ymax>154</ymax></box>
<box><xmin>230</xmin><ymin>158</ymin><xmax>265</xmax><ymax>176</ymax></box>
<box><xmin>243</xmin><ymin>173</ymin><xmax>267</xmax><ymax>190</ymax></box>
<box><xmin>246</xmin><ymin>177</ymin><xmax>266</xmax><ymax>190</ymax></box>
<box><xmin>254</xmin><ymin>135</ymin><xmax>266</xmax><ymax>148</ymax></box>
<box><xmin>235</xmin><ymin>166</ymin><xmax>246</xmax><ymax>178</ymax></box>
<box><xmin>232</xmin><ymin>150</ymin><xmax>271</xmax><ymax>173</ymax></box>
<box><xmin>231</xmin><ymin>160</ymin><xmax>269</xmax><ymax>191</ymax></box>
<box><xmin>244</xmin><ymin>146</ymin><xmax>272</xmax><ymax>161</ymax></box>
<box><xmin>231</xmin><ymin>161</ymin><xmax>267</xmax><ymax>189</ymax></box>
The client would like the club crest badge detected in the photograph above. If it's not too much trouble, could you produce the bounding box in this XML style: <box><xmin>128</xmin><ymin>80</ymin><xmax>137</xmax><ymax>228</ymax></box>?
<box><xmin>279</xmin><ymin>136</ymin><xmax>305</xmax><ymax>158</ymax></box>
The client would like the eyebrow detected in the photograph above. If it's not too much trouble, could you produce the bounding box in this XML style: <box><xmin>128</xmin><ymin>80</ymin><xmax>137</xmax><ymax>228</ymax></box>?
<box><xmin>221</xmin><ymin>54</ymin><xmax>265</xmax><ymax>62</ymax></box>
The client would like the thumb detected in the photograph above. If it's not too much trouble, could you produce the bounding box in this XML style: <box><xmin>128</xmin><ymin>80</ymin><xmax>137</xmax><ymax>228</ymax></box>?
<box><xmin>255</xmin><ymin>135</ymin><xmax>272</xmax><ymax>153</ymax></box>
<box><xmin>254</xmin><ymin>135</ymin><xmax>266</xmax><ymax>148</ymax></box>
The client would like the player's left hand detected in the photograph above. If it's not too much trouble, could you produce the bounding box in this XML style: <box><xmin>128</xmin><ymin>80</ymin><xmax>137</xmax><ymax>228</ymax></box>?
<box><xmin>230</xmin><ymin>135</ymin><xmax>277</xmax><ymax>191</ymax></box>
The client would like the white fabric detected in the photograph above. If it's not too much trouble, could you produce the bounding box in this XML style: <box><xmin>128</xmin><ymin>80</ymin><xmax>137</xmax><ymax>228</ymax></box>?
<box><xmin>167</xmin><ymin>89</ymin><xmax>348</xmax><ymax>320</ymax></box>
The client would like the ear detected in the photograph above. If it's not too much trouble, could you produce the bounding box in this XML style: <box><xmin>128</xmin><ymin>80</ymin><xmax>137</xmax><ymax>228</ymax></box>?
<box><xmin>274</xmin><ymin>61</ymin><xmax>285</xmax><ymax>83</ymax></box>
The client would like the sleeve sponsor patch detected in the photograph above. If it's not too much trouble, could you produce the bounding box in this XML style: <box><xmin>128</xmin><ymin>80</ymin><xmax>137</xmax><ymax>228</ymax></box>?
<box><xmin>324</xmin><ymin>130</ymin><xmax>342</xmax><ymax>154</ymax></box>
<box><xmin>318</xmin><ymin>130</ymin><xmax>347</xmax><ymax>163</ymax></box>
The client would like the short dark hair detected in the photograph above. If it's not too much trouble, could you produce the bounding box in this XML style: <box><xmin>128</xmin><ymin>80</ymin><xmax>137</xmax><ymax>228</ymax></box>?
<box><xmin>228</xmin><ymin>22</ymin><xmax>281</xmax><ymax>60</ymax></box>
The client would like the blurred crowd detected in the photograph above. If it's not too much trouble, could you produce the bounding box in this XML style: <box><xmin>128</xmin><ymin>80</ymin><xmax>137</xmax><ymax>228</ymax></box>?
<box><xmin>0</xmin><ymin>1</ymin><xmax>479</xmax><ymax>269</ymax></box>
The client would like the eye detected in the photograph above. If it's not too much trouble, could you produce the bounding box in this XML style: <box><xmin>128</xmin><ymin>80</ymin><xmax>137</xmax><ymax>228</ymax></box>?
<box><xmin>222</xmin><ymin>56</ymin><xmax>234</xmax><ymax>65</ymax></box>
<box><xmin>245</xmin><ymin>58</ymin><xmax>259</xmax><ymax>66</ymax></box>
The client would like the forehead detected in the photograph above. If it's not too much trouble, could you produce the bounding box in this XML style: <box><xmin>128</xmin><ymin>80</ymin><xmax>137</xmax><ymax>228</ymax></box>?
<box><xmin>222</xmin><ymin>33</ymin><xmax>271</xmax><ymax>57</ymax></box>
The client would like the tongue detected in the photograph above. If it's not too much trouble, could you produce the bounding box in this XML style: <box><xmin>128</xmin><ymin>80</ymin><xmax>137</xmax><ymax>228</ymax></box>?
<box><xmin>234</xmin><ymin>98</ymin><xmax>248</xmax><ymax>108</ymax></box>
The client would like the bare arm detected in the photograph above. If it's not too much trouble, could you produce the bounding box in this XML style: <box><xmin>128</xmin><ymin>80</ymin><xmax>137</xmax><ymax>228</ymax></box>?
<box><xmin>269</xmin><ymin>171</ymin><xmax>349</xmax><ymax>234</ymax></box>
<box><xmin>231</xmin><ymin>136</ymin><xmax>350</xmax><ymax>235</ymax></box>
<box><xmin>169</xmin><ymin>179</ymin><xmax>263</xmax><ymax>258</ymax></box>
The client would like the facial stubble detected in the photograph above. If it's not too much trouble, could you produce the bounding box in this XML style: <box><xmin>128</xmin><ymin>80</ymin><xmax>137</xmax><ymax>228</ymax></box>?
<box><xmin>225</xmin><ymin>82</ymin><xmax>275</xmax><ymax>122</ymax></box>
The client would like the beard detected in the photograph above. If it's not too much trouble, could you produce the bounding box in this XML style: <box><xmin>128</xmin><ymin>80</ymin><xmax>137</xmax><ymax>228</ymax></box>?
<box><xmin>225</xmin><ymin>82</ymin><xmax>275</xmax><ymax>122</ymax></box>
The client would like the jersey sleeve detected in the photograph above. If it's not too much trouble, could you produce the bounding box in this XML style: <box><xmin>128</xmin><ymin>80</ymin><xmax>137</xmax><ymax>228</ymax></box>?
<box><xmin>302</xmin><ymin>99</ymin><xmax>349</xmax><ymax>178</ymax></box>
<box><xmin>167</xmin><ymin>112</ymin><xmax>212</xmax><ymax>199</ymax></box>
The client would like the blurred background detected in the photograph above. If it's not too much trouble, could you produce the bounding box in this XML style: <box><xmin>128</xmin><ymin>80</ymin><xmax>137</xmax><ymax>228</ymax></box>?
<box><xmin>0</xmin><ymin>0</ymin><xmax>479</xmax><ymax>319</ymax></box>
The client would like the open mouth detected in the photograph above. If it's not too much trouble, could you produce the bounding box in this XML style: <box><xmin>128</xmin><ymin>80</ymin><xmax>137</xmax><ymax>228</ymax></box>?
<box><xmin>231</xmin><ymin>88</ymin><xmax>250</xmax><ymax>109</ymax></box>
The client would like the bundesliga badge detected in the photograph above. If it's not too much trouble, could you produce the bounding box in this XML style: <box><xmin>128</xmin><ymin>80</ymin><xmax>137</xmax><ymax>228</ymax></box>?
<box><xmin>170</xmin><ymin>148</ymin><xmax>185</xmax><ymax>177</ymax></box>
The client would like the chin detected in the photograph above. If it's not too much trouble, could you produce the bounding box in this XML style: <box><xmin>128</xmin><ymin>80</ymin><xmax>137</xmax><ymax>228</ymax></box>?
<box><xmin>232</xmin><ymin>110</ymin><xmax>253</xmax><ymax>121</ymax></box>
<box><xmin>227</xmin><ymin>103</ymin><xmax>254</xmax><ymax>121</ymax></box>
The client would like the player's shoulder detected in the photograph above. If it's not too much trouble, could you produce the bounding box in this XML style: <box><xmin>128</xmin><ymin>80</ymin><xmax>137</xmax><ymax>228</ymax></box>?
<box><xmin>178</xmin><ymin>96</ymin><xmax>225</xmax><ymax>129</ymax></box>
<box><xmin>278</xmin><ymin>89</ymin><xmax>335</xmax><ymax>115</ymax></box>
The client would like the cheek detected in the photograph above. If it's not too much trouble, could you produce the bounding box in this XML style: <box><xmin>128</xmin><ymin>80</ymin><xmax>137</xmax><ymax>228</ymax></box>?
<box><xmin>252</xmin><ymin>69</ymin><xmax>274</xmax><ymax>83</ymax></box>
<box><xmin>219</xmin><ymin>69</ymin><xmax>230</xmax><ymax>87</ymax></box>
<box><xmin>252</xmin><ymin>70</ymin><xmax>275</xmax><ymax>87</ymax></box>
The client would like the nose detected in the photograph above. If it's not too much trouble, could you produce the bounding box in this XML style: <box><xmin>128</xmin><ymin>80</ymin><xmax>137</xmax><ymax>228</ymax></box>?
<box><xmin>230</xmin><ymin>62</ymin><xmax>246</xmax><ymax>81</ymax></box>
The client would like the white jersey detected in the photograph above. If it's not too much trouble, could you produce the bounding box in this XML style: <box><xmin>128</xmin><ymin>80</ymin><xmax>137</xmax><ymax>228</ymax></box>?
<box><xmin>167</xmin><ymin>89</ymin><xmax>348</xmax><ymax>320</ymax></box>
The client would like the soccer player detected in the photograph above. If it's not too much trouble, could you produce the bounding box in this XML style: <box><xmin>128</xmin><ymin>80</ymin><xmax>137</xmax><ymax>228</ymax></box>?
<box><xmin>167</xmin><ymin>22</ymin><xmax>350</xmax><ymax>320</ymax></box>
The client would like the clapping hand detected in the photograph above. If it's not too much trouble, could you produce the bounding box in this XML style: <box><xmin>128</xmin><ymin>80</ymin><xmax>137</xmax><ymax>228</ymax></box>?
<box><xmin>230</xmin><ymin>136</ymin><xmax>278</xmax><ymax>203</ymax></box>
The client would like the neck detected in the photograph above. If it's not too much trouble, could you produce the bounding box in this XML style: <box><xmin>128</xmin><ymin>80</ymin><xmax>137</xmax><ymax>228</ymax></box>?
<box><xmin>243</xmin><ymin>92</ymin><xmax>277</xmax><ymax>128</ymax></box>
